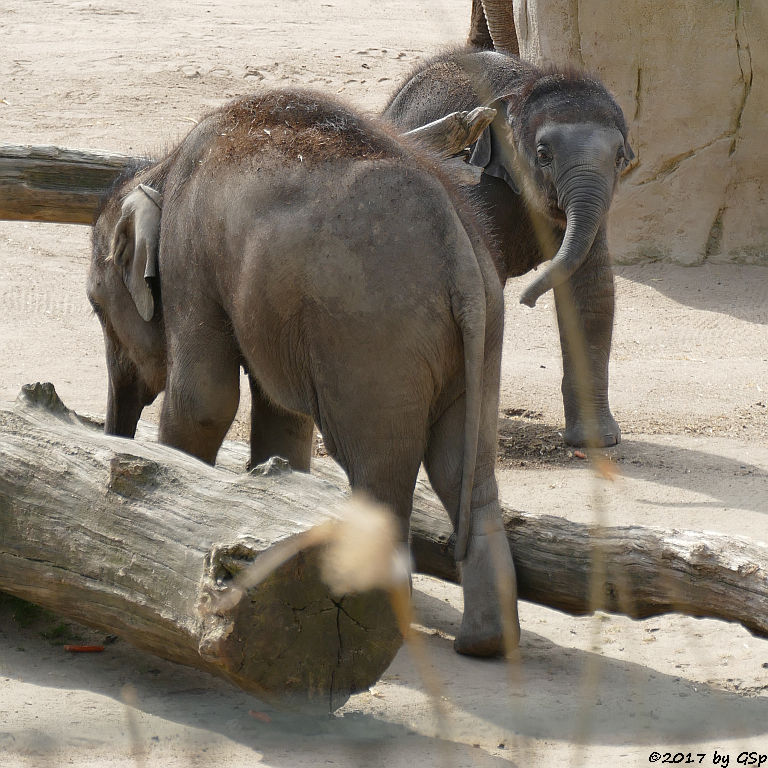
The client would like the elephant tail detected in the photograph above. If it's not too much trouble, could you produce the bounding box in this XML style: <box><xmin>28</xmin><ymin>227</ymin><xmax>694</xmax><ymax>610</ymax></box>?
<box><xmin>451</xmin><ymin>266</ymin><xmax>487</xmax><ymax>564</ymax></box>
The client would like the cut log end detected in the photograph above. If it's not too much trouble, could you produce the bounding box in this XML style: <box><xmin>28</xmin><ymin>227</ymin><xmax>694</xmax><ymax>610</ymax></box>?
<box><xmin>1</xmin><ymin>383</ymin><xmax>403</xmax><ymax>713</ymax></box>
<box><xmin>198</xmin><ymin>541</ymin><xmax>402</xmax><ymax>712</ymax></box>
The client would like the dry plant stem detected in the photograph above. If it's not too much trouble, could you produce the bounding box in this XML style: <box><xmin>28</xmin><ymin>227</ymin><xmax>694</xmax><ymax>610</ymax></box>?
<box><xmin>389</xmin><ymin>584</ymin><xmax>454</xmax><ymax>767</ymax></box>
<box><xmin>517</xmin><ymin>163</ymin><xmax>612</xmax><ymax>757</ymax></box>
<box><xmin>121</xmin><ymin>684</ymin><xmax>148</xmax><ymax>768</ymax></box>
<box><xmin>0</xmin><ymin>383</ymin><xmax>401</xmax><ymax>712</ymax></box>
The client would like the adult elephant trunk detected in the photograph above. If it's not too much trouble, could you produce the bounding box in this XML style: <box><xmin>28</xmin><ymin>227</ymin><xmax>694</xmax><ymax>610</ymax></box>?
<box><xmin>477</xmin><ymin>0</ymin><xmax>519</xmax><ymax>55</ymax></box>
<box><xmin>105</xmin><ymin>376</ymin><xmax>145</xmax><ymax>438</ymax></box>
<box><xmin>519</xmin><ymin>169</ymin><xmax>610</xmax><ymax>308</ymax></box>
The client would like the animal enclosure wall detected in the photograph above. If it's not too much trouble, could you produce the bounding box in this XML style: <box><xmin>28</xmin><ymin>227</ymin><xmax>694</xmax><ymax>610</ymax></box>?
<box><xmin>512</xmin><ymin>0</ymin><xmax>767</xmax><ymax>265</ymax></box>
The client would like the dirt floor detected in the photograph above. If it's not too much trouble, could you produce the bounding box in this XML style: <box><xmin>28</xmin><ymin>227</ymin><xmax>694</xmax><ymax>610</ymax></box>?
<box><xmin>1</xmin><ymin>1</ymin><xmax>767</xmax><ymax>766</ymax></box>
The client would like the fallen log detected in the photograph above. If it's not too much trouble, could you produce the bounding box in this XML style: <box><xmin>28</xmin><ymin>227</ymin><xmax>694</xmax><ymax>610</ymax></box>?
<box><xmin>0</xmin><ymin>383</ymin><xmax>402</xmax><ymax>712</ymax></box>
<box><xmin>407</xmin><ymin>482</ymin><xmax>768</xmax><ymax>639</ymax></box>
<box><xmin>0</xmin><ymin>144</ymin><xmax>139</xmax><ymax>224</ymax></box>
<box><xmin>2</xmin><ymin>383</ymin><xmax>767</xmax><ymax>712</ymax></box>
<box><xmin>0</xmin><ymin>115</ymin><xmax>489</xmax><ymax>225</ymax></box>
<box><xmin>113</xmin><ymin>395</ymin><xmax>768</xmax><ymax>640</ymax></box>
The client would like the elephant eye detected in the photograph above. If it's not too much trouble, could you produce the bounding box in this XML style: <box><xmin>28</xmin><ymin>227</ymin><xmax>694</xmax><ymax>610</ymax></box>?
<box><xmin>536</xmin><ymin>144</ymin><xmax>552</xmax><ymax>166</ymax></box>
<box><xmin>616</xmin><ymin>148</ymin><xmax>626</xmax><ymax>168</ymax></box>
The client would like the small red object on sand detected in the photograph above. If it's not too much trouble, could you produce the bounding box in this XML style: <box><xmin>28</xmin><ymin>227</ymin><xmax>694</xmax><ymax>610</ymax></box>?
<box><xmin>574</xmin><ymin>450</ymin><xmax>587</xmax><ymax>460</ymax></box>
<box><xmin>63</xmin><ymin>644</ymin><xmax>105</xmax><ymax>653</ymax></box>
<box><xmin>248</xmin><ymin>710</ymin><xmax>272</xmax><ymax>723</ymax></box>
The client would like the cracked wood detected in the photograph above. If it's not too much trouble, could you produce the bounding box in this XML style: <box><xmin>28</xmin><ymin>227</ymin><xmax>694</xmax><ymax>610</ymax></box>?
<box><xmin>0</xmin><ymin>383</ymin><xmax>401</xmax><ymax>713</ymax></box>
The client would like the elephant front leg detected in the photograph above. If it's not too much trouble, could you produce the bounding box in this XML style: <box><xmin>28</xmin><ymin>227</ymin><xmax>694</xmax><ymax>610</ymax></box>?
<box><xmin>160</xmin><ymin>337</ymin><xmax>241</xmax><ymax>465</ymax></box>
<box><xmin>553</xmin><ymin>230</ymin><xmax>620</xmax><ymax>448</ymax></box>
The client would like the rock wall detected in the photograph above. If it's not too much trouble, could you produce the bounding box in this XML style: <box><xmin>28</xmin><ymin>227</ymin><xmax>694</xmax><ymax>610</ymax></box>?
<box><xmin>513</xmin><ymin>0</ymin><xmax>766</xmax><ymax>264</ymax></box>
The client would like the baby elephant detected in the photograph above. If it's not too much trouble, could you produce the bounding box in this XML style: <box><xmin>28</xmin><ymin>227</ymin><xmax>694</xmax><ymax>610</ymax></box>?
<box><xmin>385</xmin><ymin>50</ymin><xmax>634</xmax><ymax>448</ymax></box>
<box><xmin>87</xmin><ymin>90</ymin><xmax>518</xmax><ymax>657</ymax></box>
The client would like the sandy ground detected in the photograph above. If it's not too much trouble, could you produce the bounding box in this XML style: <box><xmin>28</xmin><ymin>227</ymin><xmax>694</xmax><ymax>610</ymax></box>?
<box><xmin>2</xmin><ymin>1</ymin><xmax>768</xmax><ymax>766</ymax></box>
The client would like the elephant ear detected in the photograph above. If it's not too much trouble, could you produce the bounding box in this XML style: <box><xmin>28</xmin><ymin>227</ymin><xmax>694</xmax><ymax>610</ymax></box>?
<box><xmin>624</xmin><ymin>136</ymin><xmax>636</xmax><ymax>165</ymax></box>
<box><xmin>468</xmin><ymin>103</ymin><xmax>520</xmax><ymax>194</ymax></box>
<box><xmin>110</xmin><ymin>184</ymin><xmax>163</xmax><ymax>322</ymax></box>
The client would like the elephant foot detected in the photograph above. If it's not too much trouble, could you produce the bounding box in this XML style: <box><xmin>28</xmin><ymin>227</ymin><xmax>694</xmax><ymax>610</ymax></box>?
<box><xmin>454</xmin><ymin>525</ymin><xmax>520</xmax><ymax>658</ymax></box>
<box><xmin>563</xmin><ymin>411</ymin><xmax>620</xmax><ymax>448</ymax></box>
<box><xmin>454</xmin><ymin>624</ymin><xmax>508</xmax><ymax>658</ymax></box>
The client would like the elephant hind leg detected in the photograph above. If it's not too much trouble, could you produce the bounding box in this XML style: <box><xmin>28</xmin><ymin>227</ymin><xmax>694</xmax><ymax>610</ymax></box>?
<box><xmin>339</xmin><ymin>439</ymin><xmax>425</xmax><ymax>544</ymax></box>
<box><xmin>317</xmin><ymin>398</ymin><xmax>428</xmax><ymax>543</ymax></box>
<box><xmin>424</xmin><ymin>396</ymin><xmax>520</xmax><ymax>657</ymax></box>
<box><xmin>247</xmin><ymin>375</ymin><xmax>314</xmax><ymax>472</ymax></box>
<box><xmin>160</xmin><ymin>332</ymin><xmax>241</xmax><ymax>465</ymax></box>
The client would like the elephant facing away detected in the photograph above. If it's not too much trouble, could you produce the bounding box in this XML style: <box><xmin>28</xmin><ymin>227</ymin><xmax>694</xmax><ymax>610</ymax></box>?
<box><xmin>87</xmin><ymin>89</ymin><xmax>518</xmax><ymax>657</ymax></box>
<box><xmin>384</xmin><ymin>50</ymin><xmax>633</xmax><ymax>447</ymax></box>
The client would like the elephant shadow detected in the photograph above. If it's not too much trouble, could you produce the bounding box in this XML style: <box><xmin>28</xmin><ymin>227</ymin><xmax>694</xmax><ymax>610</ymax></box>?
<box><xmin>0</xmin><ymin>594</ymin><xmax>511</xmax><ymax>767</ymax></box>
<box><xmin>617</xmin><ymin>262</ymin><xmax>768</xmax><ymax>326</ymax></box>
<box><xmin>497</xmin><ymin>415</ymin><xmax>768</xmax><ymax>516</ymax></box>
<box><xmin>603</xmin><ymin>435</ymin><xmax>768</xmax><ymax>516</ymax></box>
<box><xmin>2</xmin><ymin>586</ymin><xmax>766</xmax><ymax>763</ymax></box>
<box><xmin>410</xmin><ymin>586</ymin><xmax>768</xmax><ymax>746</ymax></box>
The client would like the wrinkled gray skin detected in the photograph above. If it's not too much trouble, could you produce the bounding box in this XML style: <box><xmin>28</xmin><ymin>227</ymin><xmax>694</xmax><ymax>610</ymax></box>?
<box><xmin>87</xmin><ymin>90</ymin><xmax>518</xmax><ymax>657</ymax></box>
<box><xmin>385</xmin><ymin>50</ymin><xmax>633</xmax><ymax>447</ymax></box>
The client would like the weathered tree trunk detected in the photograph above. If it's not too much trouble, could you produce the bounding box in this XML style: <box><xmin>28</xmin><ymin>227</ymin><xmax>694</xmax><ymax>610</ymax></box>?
<box><xmin>2</xmin><ymin>382</ymin><xmax>767</xmax><ymax>717</ymax></box>
<box><xmin>0</xmin><ymin>119</ymin><xmax>488</xmax><ymax>225</ymax></box>
<box><xmin>313</xmin><ymin>466</ymin><xmax>768</xmax><ymax>640</ymax></box>
<box><xmin>406</xmin><ymin>484</ymin><xmax>768</xmax><ymax>639</ymax></box>
<box><xmin>0</xmin><ymin>383</ymin><xmax>401</xmax><ymax>712</ymax></box>
<box><xmin>103</xmin><ymin>392</ymin><xmax>768</xmax><ymax>640</ymax></box>
<box><xmin>0</xmin><ymin>144</ymin><xmax>139</xmax><ymax>224</ymax></box>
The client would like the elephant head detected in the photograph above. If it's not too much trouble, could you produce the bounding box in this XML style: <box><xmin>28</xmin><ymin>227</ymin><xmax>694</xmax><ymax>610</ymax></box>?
<box><xmin>87</xmin><ymin>178</ymin><xmax>167</xmax><ymax>438</ymax></box>
<box><xmin>468</xmin><ymin>71</ymin><xmax>633</xmax><ymax>307</ymax></box>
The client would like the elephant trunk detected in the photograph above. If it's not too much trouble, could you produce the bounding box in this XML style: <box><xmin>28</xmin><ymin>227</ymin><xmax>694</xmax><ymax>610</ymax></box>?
<box><xmin>105</xmin><ymin>385</ymin><xmax>143</xmax><ymax>439</ymax></box>
<box><xmin>478</xmin><ymin>0</ymin><xmax>519</xmax><ymax>56</ymax></box>
<box><xmin>104</xmin><ymin>367</ymin><xmax>148</xmax><ymax>439</ymax></box>
<box><xmin>519</xmin><ymin>168</ymin><xmax>610</xmax><ymax>308</ymax></box>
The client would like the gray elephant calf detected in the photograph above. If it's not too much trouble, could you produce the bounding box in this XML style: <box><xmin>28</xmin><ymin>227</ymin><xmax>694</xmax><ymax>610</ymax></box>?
<box><xmin>385</xmin><ymin>50</ymin><xmax>634</xmax><ymax>447</ymax></box>
<box><xmin>88</xmin><ymin>90</ymin><xmax>518</xmax><ymax>656</ymax></box>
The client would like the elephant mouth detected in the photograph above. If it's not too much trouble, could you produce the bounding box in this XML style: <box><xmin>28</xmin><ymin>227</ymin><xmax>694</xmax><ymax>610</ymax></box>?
<box><xmin>546</xmin><ymin>200</ymin><xmax>567</xmax><ymax>228</ymax></box>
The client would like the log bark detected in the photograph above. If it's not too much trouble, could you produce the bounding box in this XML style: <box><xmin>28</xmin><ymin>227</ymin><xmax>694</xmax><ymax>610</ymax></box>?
<box><xmin>0</xmin><ymin>145</ymin><xmax>139</xmax><ymax>224</ymax></box>
<box><xmin>2</xmin><ymin>383</ymin><xmax>767</xmax><ymax>713</ymax></box>
<box><xmin>193</xmin><ymin>408</ymin><xmax>768</xmax><ymax>640</ymax></box>
<box><xmin>406</xmin><ymin>484</ymin><xmax>768</xmax><ymax>639</ymax></box>
<box><xmin>0</xmin><ymin>383</ymin><xmax>401</xmax><ymax>713</ymax></box>
<box><xmin>0</xmin><ymin>118</ymin><xmax>490</xmax><ymax>225</ymax></box>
